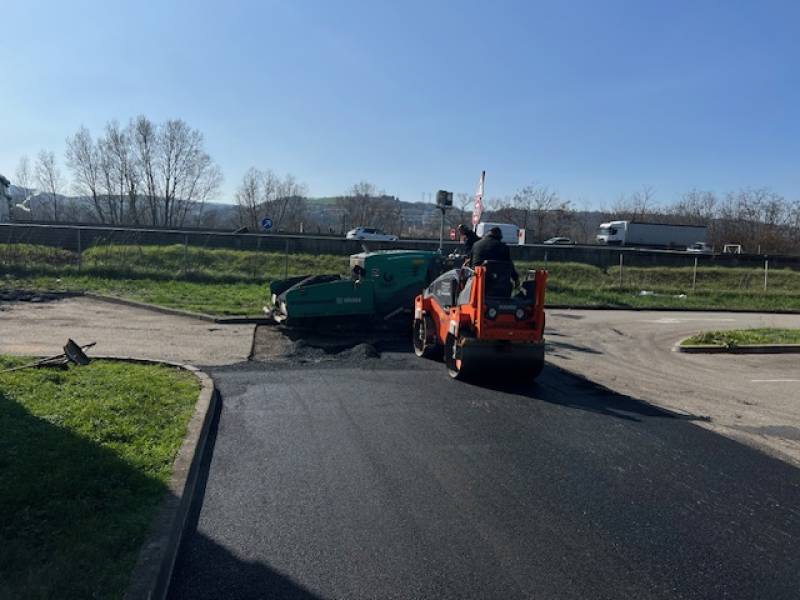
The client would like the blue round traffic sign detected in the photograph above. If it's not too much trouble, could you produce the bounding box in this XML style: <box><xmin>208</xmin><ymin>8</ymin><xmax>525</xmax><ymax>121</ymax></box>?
<box><xmin>261</xmin><ymin>217</ymin><xmax>273</xmax><ymax>231</ymax></box>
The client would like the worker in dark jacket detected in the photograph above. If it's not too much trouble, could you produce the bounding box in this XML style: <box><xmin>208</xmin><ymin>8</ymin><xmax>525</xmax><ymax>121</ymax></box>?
<box><xmin>458</xmin><ymin>224</ymin><xmax>480</xmax><ymax>256</ymax></box>
<box><xmin>469</xmin><ymin>227</ymin><xmax>518</xmax><ymax>282</ymax></box>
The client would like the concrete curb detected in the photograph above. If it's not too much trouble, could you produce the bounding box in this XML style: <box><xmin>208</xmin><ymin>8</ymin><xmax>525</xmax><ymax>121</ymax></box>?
<box><xmin>675</xmin><ymin>343</ymin><xmax>800</xmax><ymax>354</ymax></box>
<box><xmin>84</xmin><ymin>292</ymin><xmax>273</xmax><ymax>324</ymax></box>
<box><xmin>84</xmin><ymin>292</ymin><xmax>219</xmax><ymax>322</ymax></box>
<box><xmin>104</xmin><ymin>357</ymin><xmax>219</xmax><ymax>600</ymax></box>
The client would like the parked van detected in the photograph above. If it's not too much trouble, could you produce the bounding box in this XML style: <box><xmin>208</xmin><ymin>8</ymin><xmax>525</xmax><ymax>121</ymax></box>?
<box><xmin>474</xmin><ymin>222</ymin><xmax>521</xmax><ymax>245</ymax></box>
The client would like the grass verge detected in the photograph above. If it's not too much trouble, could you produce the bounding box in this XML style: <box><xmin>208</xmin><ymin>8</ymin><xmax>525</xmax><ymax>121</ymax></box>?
<box><xmin>0</xmin><ymin>358</ymin><xmax>200</xmax><ymax>599</ymax></box>
<box><xmin>681</xmin><ymin>328</ymin><xmax>800</xmax><ymax>347</ymax></box>
<box><xmin>3</xmin><ymin>243</ymin><xmax>800</xmax><ymax>315</ymax></box>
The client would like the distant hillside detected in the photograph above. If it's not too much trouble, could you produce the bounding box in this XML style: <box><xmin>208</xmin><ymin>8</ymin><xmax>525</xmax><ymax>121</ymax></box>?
<box><xmin>3</xmin><ymin>186</ymin><xmax>607</xmax><ymax>241</ymax></box>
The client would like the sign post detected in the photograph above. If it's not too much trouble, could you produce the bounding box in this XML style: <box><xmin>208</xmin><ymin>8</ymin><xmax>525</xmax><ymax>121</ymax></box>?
<box><xmin>436</xmin><ymin>190</ymin><xmax>453</xmax><ymax>253</ymax></box>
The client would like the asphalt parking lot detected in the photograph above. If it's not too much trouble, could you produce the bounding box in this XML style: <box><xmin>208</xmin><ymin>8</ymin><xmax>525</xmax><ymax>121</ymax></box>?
<box><xmin>169</xmin><ymin>342</ymin><xmax>800</xmax><ymax>599</ymax></box>
<box><xmin>546</xmin><ymin>310</ymin><xmax>800</xmax><ymax>465</ymax></box>
<box><xmin>5</xmin><ymin>298</ymin><xmax>799</xmax><ymax>597</ymax></box>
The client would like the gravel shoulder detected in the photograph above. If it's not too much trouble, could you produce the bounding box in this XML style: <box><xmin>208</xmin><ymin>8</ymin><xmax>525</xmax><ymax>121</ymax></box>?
<box><xmin>0</xmin><ymin>296</ymin><xmax>254</xmax><ymax>366</ymax></box>
<box><xmin>547</xmin><ymin>310</ymin><xmax>800</xmax><ymax>466</ymax></box>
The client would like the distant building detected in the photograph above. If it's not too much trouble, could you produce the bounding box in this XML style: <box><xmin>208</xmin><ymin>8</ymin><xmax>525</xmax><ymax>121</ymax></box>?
<box><xmin>0</xmin><ymin>174</ymin><xmax>10</xmax><ymax>222</ymax></box>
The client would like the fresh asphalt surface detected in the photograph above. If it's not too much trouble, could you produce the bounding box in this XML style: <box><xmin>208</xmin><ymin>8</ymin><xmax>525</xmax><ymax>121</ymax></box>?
<box><xmin>169</xmin><ymin>348</ymin><xmax>800</xmax><ymax>599</ymax></box>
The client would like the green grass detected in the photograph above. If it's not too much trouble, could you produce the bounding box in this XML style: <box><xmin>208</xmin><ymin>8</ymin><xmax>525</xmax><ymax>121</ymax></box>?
<box><xmin>2</xmin><ymin>243</ymin><xmax>800</xmax><ymax>315</ymax></box>
<box><xmin>2</xmin><ymin>273</ymin><xmax>266</xmax><ymax>315</ymax></box>
<box><xmin>681</xmin><ymin>328</ymin><xmax>800</xmax><ymax>347</ymax></box>
<box><xmin>0</xmin><ymin>358</ymin><xmax>200</xmax><ymax>599</ymax></box>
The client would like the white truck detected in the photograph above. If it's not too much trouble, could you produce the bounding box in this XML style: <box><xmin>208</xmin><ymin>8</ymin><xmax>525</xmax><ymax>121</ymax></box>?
<box><xmin>596</xmin><ymin>220</ymin><xmax>707</xmax><ymax>250</ymax></box>
<box><xmin>475</xmin><ymin>222</ymin><xmax>522</xmax><ymax>245</ymax></box>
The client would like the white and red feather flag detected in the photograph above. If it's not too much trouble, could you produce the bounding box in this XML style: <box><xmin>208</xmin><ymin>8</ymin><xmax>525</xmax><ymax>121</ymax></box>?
<box><xmin>472</xmin><ymin>170</ymin><xmax>485</xmax><ymax>228</ymax></box>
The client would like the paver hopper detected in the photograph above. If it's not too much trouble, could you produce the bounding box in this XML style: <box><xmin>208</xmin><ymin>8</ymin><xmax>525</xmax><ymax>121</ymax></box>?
<box><xmin>267</xmin><ymin>250</ymin><xmax>446</xmax><ymax>329</ymax></box>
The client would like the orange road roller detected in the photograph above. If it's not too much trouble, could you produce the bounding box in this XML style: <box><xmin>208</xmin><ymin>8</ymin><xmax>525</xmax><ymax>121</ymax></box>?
<box><xmin>413</xmin><ymin>261</ymin><xmax>547</xmax><ymax>380</ymax></box>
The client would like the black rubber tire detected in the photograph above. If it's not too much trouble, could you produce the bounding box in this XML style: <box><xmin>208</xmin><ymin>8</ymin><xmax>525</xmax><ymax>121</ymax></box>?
<box><xmin>413</xmin><ymin>317</ymin><xmax>438</xmax><ymax>358</ymax></box>
<box><xmin>528</xmin><ymin>358</ymin><xmax>545</xmax><ymax>381</ymax></box>
<box><xmin>445</xmin><ymin>334</ymin><xmax>466</xmax><ymax>380</ymax></box>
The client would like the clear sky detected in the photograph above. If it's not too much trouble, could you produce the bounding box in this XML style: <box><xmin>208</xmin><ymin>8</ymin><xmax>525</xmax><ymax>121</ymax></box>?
<box><xmin>2</xmin><ymin>0</ymin><xmax>798</xmax><ymax>208</ymax></box>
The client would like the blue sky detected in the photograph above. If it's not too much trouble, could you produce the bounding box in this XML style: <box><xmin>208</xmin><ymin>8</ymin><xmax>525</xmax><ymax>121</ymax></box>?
<box><xmin>2</xmin><ymin>0</ymin><xmax>798</xmax><ymax>208</ymax></box>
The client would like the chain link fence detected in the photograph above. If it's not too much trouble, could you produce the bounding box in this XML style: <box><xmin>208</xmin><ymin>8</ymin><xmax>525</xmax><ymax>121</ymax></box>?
<box><xmin>1</xmin><ymin>224</ymin><xmax>798</xmax><ymax>304</ymax></box>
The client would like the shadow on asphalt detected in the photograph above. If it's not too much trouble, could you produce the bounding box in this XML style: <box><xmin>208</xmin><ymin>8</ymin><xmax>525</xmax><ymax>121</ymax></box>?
<box><xmin>169</xmin><ymin>533</ymin><xmax>324</xmax><ymax>599</ymax></box>
<box><xmin>461</xmin><ymin>365</ymin><xmax>710</xmax><ymax>424</ymax></box>
<box><xmin>168</xmin><ymin>396</ymin><xmax>326</xmax><ymax>600</ymax></box>
<box><xmin>545</xmin><ymin>339</ymin><xmax>603</xmax><ymax>357</ymax></box>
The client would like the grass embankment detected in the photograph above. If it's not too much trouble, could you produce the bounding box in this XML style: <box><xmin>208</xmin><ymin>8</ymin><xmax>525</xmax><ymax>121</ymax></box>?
<box><xmin>1</xmin><ymin>243</ymin><xmax>348</xmax><ymax>315</ymax></box>
<box><xmin>521</xmin><ymin>261</ymin><xmax>800</xmax><ymax>312</ymax></box>
<box><xmin>681</xmin><ymin>328</ymin><xmax>800</xmax><ymax>347</ymax></box>
<box><xmin>0</xmin><ymin>357</ymin><xmax>199</xmax><ymax>599</ymax></box>
<box><xmin>2</xmin><ymin>243</ymin><xmax>800</xmax><ymax>315</ymax></box>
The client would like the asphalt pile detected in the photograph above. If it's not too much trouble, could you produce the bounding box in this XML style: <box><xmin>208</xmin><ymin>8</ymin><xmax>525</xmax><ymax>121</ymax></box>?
<box><xmin>287</xmin><ymin>339</ymin><xmax>381</xmax><ymax>364</ymax></box>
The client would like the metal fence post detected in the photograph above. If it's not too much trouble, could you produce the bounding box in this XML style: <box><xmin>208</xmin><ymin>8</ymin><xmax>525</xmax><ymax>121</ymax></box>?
<box><xmin>764</xmin><ymin>258</ymin><xmax>769</xmax><ymax>291</ymax></box>
<box><xmin>183</xmin><ymin>234</ymin><xmax>189</xmax><ymax>276</ymax></box>
<box><xmin>619</xmin><ymin>253</ymin><xmax>624</xmax><ymax>288</ymax></box>
<box><xmin>76</xmin><ymin>228</ymin><xmax>82</xmax><ymax>270</ymax></box>
<box><xmin>692</xmin><ymin>256</ymin><xmax>698</xmax><ymax>291</ymax></box>
<box><xmin>284</xmin><ymin>239</ymin><xmax>290</xmax><ymax>279</ymax></box>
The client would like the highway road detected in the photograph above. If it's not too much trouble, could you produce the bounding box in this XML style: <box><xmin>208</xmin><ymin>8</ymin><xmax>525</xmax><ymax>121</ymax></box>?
<box><xmin>170</xmin><ymin>343</ymin><xmax>800</xmax><ymax>599</ymax></box>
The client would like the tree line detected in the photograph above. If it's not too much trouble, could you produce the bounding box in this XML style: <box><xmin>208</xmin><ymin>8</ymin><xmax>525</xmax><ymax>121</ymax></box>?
<box><xmin>7</xmin><ymin>118</ymin><xmax>800</xmax><ymax>252</ymax></box>
<box><xmin>12</xmin><ymin>116</ymin><xmax>223</xmax><ymax>227</ymax></box>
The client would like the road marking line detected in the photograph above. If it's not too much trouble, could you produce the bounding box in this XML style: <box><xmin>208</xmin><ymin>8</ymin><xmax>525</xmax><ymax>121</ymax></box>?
<box><xmin>751</xmin><ymin>379</ymin><xmax>800</xmax><ymax>383</ymax></box>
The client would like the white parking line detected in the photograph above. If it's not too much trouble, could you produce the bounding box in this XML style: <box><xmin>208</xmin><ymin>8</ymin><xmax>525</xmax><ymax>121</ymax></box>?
<box><xmin>751</xmin><ymin>379</ymin><xmax>800</xmax><ymax>383</ymax></box>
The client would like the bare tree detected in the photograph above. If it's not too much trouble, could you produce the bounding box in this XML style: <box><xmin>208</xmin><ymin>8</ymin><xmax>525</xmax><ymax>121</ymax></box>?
<box><xmin>103</xmin><ymin>121</ymin><xmax>140</xmax><ymax>224</ymax></box>
<box><xmin>272</xmin><ymin>173</ymin><xmax>308</xmax><ymax>231</ymax></box>
<box><xmin>335</xmin><ymin>182</ymin><xmax>402</xmax><ymax>233</ymax></box>
<box><xmin>611</xmin><ymin>186</ymin><xmax>659</xmax><ymax>221</ymax></box>
<box><xmin>337</xmin><ymin>181</ymin><xmax>378</xmax><ymax>230</ymax></box>
<box><xmin>447</xmin><ymin>193</ymin><xmax>473</xmax><ymax>229</ymax></box>
<box><xmin>668</xmin><ymin>189</ymin><xmax>717</xmax><ymax>225</ymax></box>
<box><xmin>35</xmin><ymin>150</ymin><xmax>63</xmax><ymax>221</ymax></box>
<box><xmin>511</xmin><ymin>184</ymin><xmax>573</xmax><ymax>241</ymax></box>
<box><xmin>235</xmin><ymin>167</ymin><xmax>263</xmax><ymax>231</ymax></box>
<box><xmin>66</xmin><ymin>115</ymin><xmax>222</xmax><ymax>227</ymax></box>
<box><xmin>132</xmin><ymin>115</ymin><xmax>160</xmax><ymax>225</ymax></box>
<box><xmin>159</xmin><ymin>119</ymin><xmax>222</xmax><ymax>226</ymax></box>
<box><xmin>485</xmin><ymin>184</ymin><xmax>574</xmax><ymax>241</ymax></box>
<box><xmin>13</xmin><ymin>156</ymin><xmax>35</xmax><ymax>218</ymax></box>
<box><xmin>716</xmin><ymin>188</ymin><xmax>793</xmax><ymax>253</ymax></box>
<box><xmin>235</xmin><ymin>168</ymin><xmax>308</xmax><ymax>232</ymax></box>
<box><xmin>66</xmin><ymin>126</ymin><xmax>106</xmax><ymax>222</ymax></box>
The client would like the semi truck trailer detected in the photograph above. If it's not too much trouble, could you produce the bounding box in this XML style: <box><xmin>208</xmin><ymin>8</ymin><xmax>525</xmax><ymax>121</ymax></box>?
<box><xmin>596</xmin><ymin>220</ymin><xmax>707</xmax><ymax>250</ymax></box>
